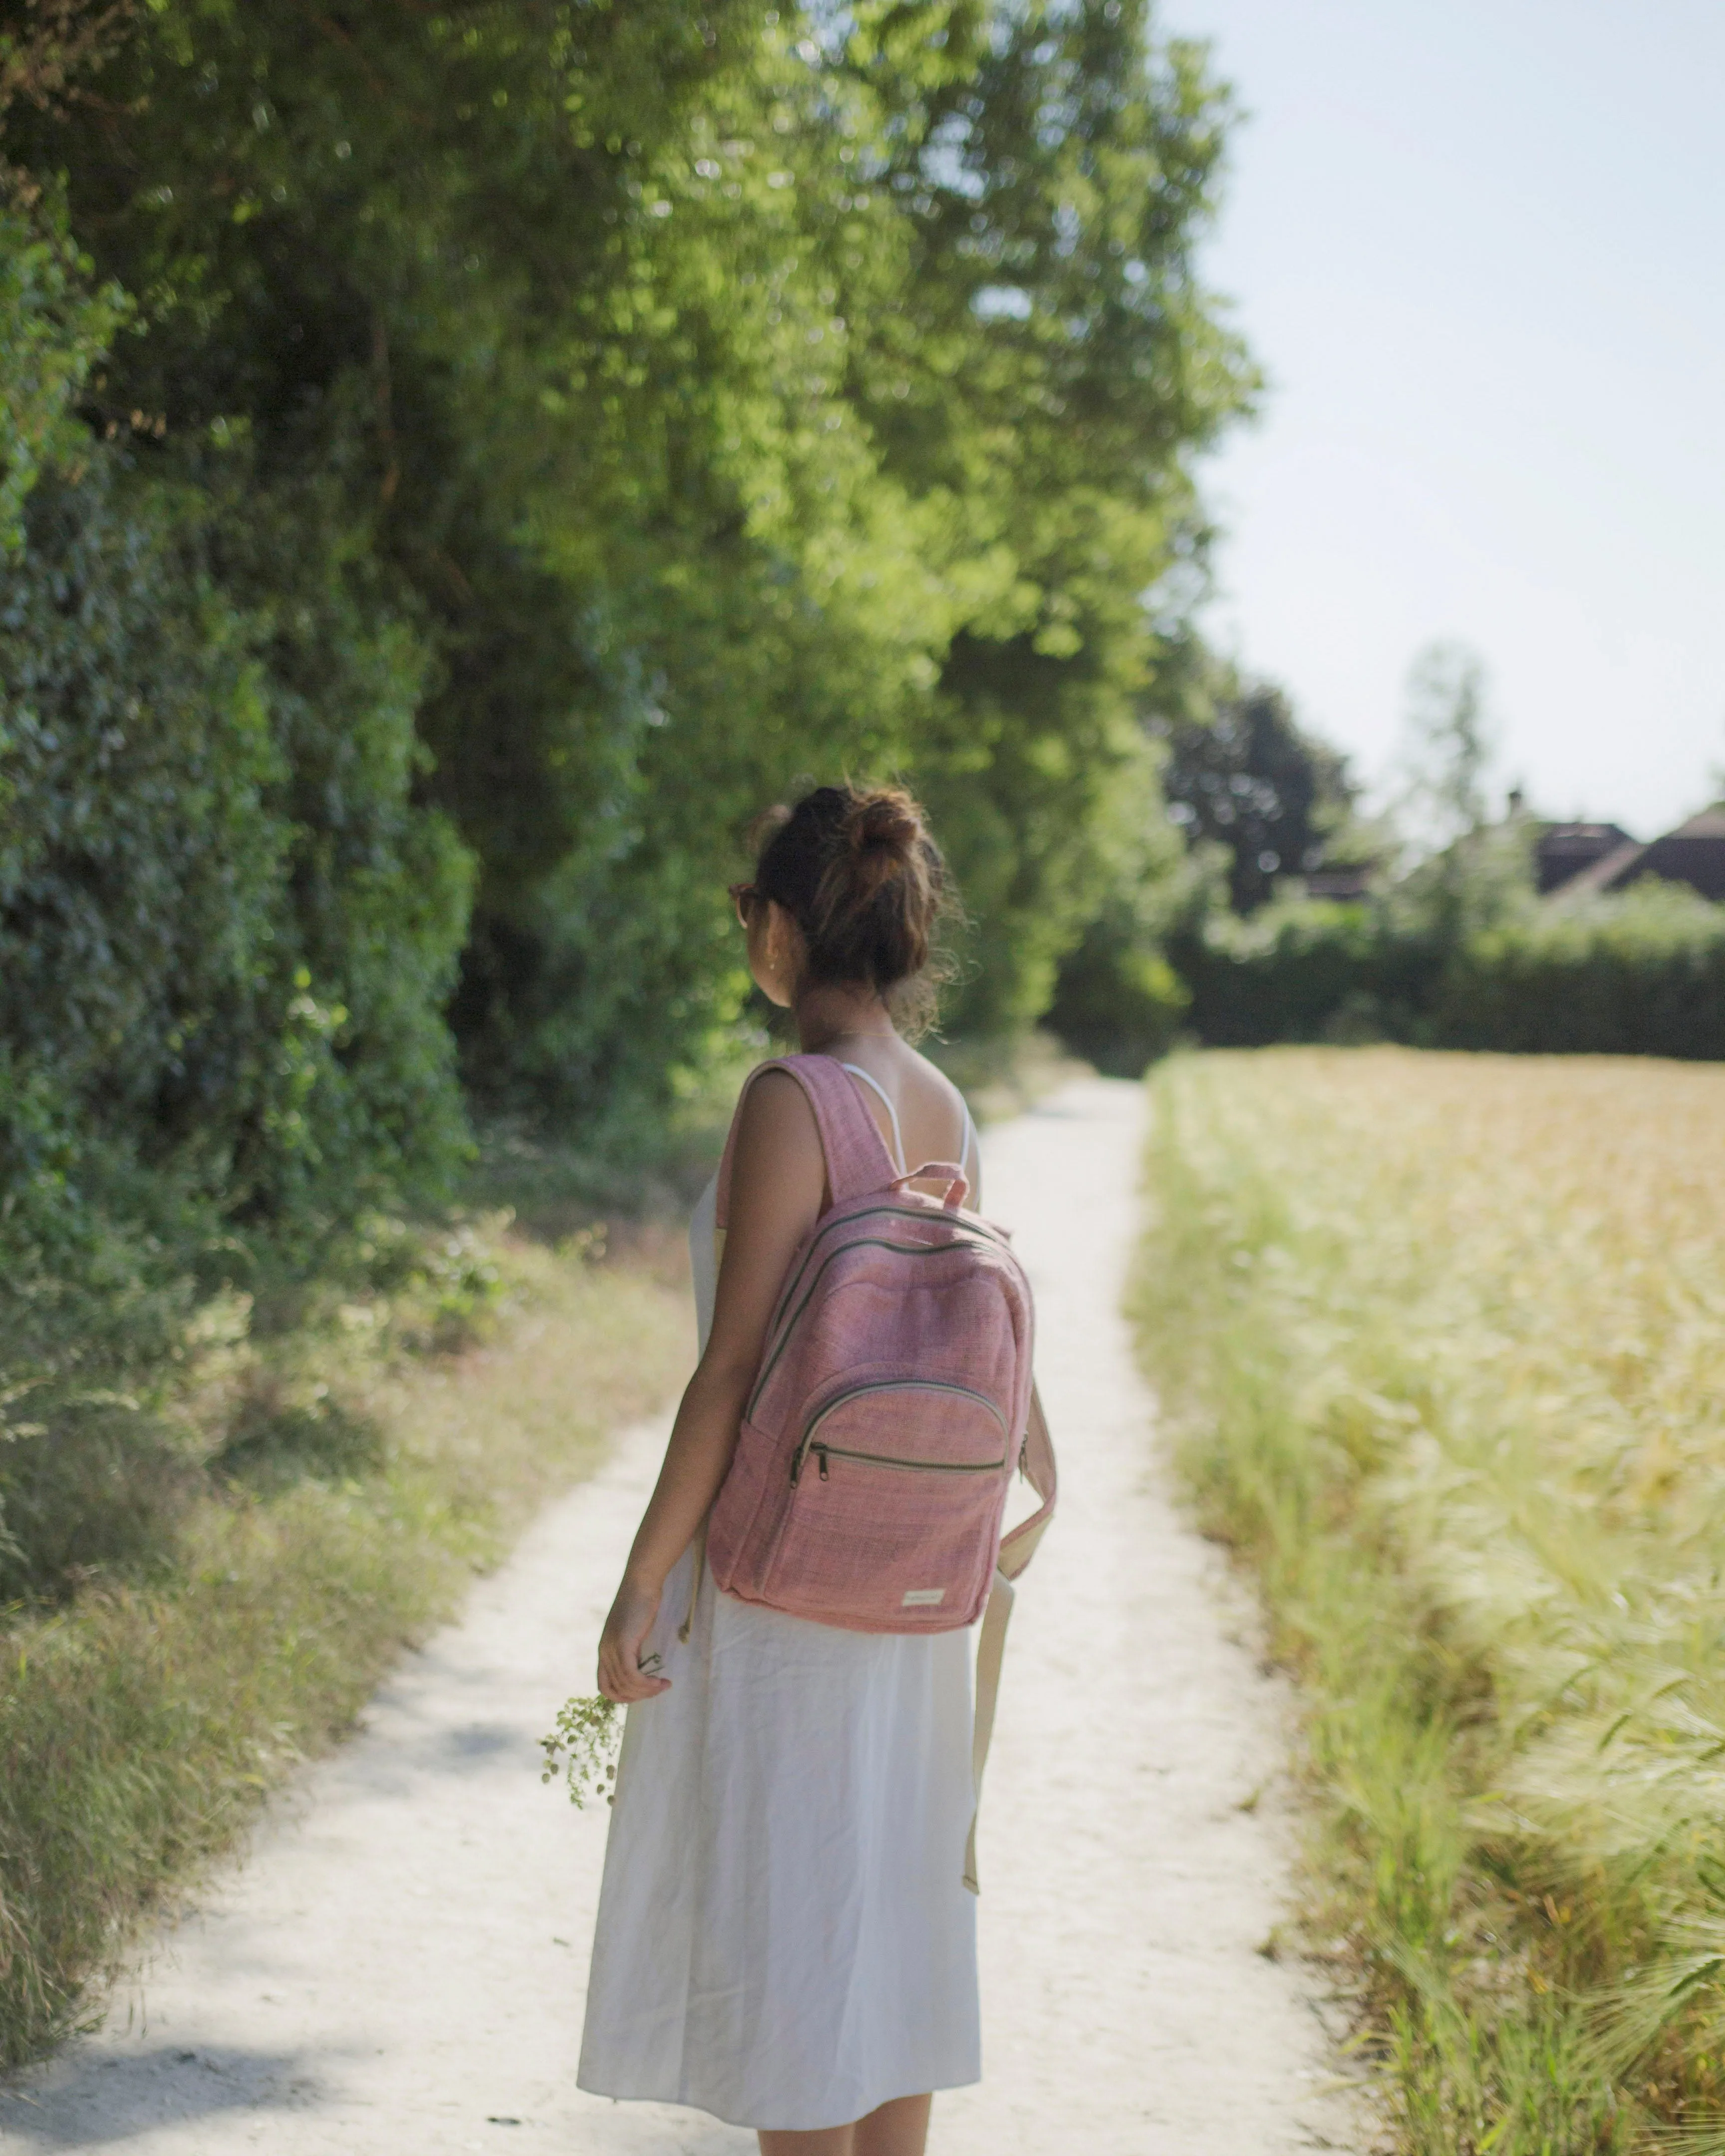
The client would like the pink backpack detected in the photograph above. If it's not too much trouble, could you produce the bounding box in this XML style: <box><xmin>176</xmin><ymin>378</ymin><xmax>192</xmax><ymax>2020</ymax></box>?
<box><xmin>707</xmin><ymin>1055</ymin><xmax>1054</xmax><ymax>1641</ymax></box>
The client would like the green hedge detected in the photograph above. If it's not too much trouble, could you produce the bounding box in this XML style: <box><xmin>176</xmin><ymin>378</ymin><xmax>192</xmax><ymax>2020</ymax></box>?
<box><xmin>1172</xmin><ymin>897</ymin><xmax>1393</xmax><ymax>1048</ymax></box>
<box><xmin>1174</xmin><ymin>881</ymin><xmax>1725</xmax><ymax>1060</ymax></box>
<box><xmin>1436</xmin><ymin>884</ymin><xmax>1725</xmax><ymax>1058</ymax></box>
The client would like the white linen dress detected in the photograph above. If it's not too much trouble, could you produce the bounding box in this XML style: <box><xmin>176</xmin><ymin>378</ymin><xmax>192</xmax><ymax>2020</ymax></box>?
<box><xmin>577</xmin><ymin>1092</ymin><xmax>982</xmax><ymax>2134</ymax></box>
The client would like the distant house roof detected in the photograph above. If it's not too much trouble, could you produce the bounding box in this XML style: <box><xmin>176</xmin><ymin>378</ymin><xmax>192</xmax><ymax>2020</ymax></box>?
<box><xmin>1535</xmin><ymin>821</ymin><xmax>1636</xmax><ymax>895</ymax></box>
<box><xmin>1549</xmin><ymin>809</ymin><xmax>1725</xmax><ymax>905</ymax></box>
<box><xmin>1611</xmin><ymin>808</ymin><xmax>1725</xmax><ymax>901</ymax></box>
<box><xmin>1558</xmin><ymin>836</ymin><xmax>1648</xmax><ymax>899</ymax></box>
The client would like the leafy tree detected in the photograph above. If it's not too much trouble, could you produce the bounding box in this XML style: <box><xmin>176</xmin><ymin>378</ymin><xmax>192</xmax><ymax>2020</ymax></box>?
<box><xmin>13</xmin><ymin>0</ymin><xmax>1250</xmax><ymax>1137</ymax></box>
<box><xmin>1154</xmin><ymin>670</ymin><xmax>1357</xmax><ymax>914</ymax></box>
<box><xmin>0</xmin><ymin>0</ymin><xmax>1264</xmax><ymax>1599</ymax></box>
<box><xmin>1400</xmin><ymin>638</ymin><xmax>1493</xmax><ymax>851</ymax></box>
<box><xmin>844</xmin><ymin>7</ymin><xmax>1254</xmax><ymax>1026</ymax></box>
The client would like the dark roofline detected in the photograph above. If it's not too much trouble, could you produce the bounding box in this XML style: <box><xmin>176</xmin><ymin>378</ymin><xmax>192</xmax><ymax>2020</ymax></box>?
<box><xmin>1553</xmin><ymin>838</ymin><xmax>1647</xmax><ymax>898</ymax></box>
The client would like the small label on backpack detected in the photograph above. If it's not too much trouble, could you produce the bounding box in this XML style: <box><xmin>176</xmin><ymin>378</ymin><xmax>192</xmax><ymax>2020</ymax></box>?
<box><xmin>901</xmin><ymin>1588</ymin><xmax>946</xmax><ymax>1607</ymax></box>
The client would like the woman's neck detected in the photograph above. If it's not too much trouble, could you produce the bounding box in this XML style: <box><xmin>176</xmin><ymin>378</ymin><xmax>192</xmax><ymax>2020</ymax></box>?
<box><xmin>793</xmin><ymin>982</ymin><xmax>897</xmax><ymax>1054</ymax></box>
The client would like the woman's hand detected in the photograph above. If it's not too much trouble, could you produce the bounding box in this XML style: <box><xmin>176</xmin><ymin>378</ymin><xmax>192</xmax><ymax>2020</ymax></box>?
<box><xmin>597</xmin><ymin>1575</ymin><xmax>670</xmax><ymax>1704</ymax></box>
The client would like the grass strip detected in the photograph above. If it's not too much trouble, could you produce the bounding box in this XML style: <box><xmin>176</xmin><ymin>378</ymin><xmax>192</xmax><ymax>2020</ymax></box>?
<box><xmin>1131</xmin><ymin>1048</ymin><xmax>1725</xmax><ymax>2156</ymax></box>
<box><xmin>0</xmin><ymin>1233</ymin><xmax>689</xmax><ymax>2068</ymax></box>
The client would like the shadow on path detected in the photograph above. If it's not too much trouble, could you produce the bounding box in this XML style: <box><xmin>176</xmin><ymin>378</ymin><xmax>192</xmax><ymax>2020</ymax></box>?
<box><xmin>1</xmin><ymin>2045</ymin><xmax>319</xmax><ymax>2149</ymax></box>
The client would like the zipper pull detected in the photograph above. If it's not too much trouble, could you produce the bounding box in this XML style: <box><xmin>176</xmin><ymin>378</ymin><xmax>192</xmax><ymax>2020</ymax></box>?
<box><xmin>817</xmin><ymin>1446</ymin><xmax>830</xmax><ymax>1481</ymax></box>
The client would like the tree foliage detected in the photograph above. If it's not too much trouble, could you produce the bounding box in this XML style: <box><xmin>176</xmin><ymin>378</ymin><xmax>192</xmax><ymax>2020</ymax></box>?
<box><xmin>1155</xmin><ymin>669</ymin><xmax>1357</xmax><ymax>914</ymax></box>
<box><xmin>1399</xmin><ymin>637</ymin><xmax>1494</xmax><ymax>851</ymax></box>
<box><xmin>9</xmin><ymin>0</ymin><xmax>1250</xmax><ymax>1133</ymax></box>
<box><xmin>0</xmin><ymin>0</ymin><xmax>1251</xmax><ymax>1582</ymax></box>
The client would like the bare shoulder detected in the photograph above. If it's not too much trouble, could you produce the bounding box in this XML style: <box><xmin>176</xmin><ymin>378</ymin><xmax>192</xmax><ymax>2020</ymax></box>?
<box><xmin>725</xmin><ymin>1068</ymin><xmax>826</xmax><ymax>1247</ymax></box>
<box><xmin>892</xmin><ymin>1047</ymin><xmax>976</xmax><ymax>1190</ymax></box>
<box><xmin>731</xmin><ymin>1067</ymin><xmax>824</xmax><ymax>1190</ymax></box>
<box><xmin>738</xmin><ymin>1066</ymin><xmax>821</xmax><ymax>1144</ymax></box>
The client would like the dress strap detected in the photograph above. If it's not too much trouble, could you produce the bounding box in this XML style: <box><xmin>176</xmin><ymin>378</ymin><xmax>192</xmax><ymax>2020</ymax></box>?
<box><xmin>838</xmin><ymin>1063</ymin><xmax>907</xmax><ymax>1175</ymax></box>
<box><xmin>841</xmin><ymin>1062</ymin><xmax>978</xmax><ymax>1186</ymax></box>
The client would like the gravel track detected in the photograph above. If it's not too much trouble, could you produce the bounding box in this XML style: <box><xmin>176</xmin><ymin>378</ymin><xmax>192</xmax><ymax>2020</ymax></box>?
<box><xmin>3</xmin><ymin>1078</ymin><xmax>1363</xmax><ymax>2154</ymax></box>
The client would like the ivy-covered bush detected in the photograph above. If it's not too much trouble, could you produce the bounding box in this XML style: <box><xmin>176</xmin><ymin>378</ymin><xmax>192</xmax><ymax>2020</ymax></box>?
<box><xmin>0</xmin><ymin>178</ymin><xmax>126</xmax><ymax>549</ymax></box>
<box><xmin>0</xmin><ymin>438</ymin><xmax>472</xmax><ymax>1593</ymax></box>
<box><xmin>2</xmin><ymin>447</ymin><xmax>472</xmax><ymax>1206</ymax></box>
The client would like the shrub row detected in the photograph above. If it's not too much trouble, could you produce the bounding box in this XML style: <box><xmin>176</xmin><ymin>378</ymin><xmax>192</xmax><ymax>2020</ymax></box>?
<box><xmin>1173</xmin><ymin>879</ymin><xmax>1725</xmax><ymax>1060</ymax></box>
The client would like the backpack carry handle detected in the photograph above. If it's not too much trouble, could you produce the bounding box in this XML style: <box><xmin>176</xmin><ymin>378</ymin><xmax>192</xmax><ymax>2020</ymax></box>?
<box><xmin>997</xmin><ymin>1382</ymin><xmax>1056</xmax><ymax>1579</ymax></box>
<box><xmin>964</xmin><ymin>1381</ymin><xmax>1057</xmax><ymax>1893</ymax></box>
<box><xmin>890</xmin><ymin>1161</ymin><xmax>969</xmax><ymax>1211</ymax></box>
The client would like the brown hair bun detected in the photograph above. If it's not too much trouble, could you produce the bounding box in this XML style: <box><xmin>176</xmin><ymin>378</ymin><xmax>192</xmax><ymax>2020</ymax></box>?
<box><xmin>752</xmin><ymin>783</ymin><xmax>953</xmax><ymax>1030</ymax></box>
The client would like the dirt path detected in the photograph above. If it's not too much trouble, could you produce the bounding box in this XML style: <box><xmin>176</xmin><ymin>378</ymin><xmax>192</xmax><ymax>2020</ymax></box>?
<box><xmin>4</xmin><ymin>1078</ymin><xmax>1363</xmax><ymax>2155</ymax></box>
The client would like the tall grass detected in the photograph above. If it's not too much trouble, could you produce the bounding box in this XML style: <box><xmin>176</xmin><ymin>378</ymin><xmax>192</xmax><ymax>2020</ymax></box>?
<box><xmin>0</xmin><ymin>1228</ymin><xmax>690</xmax><ymax>2067</ymax></box>
<box><xmin>1132</xmin><ymin>1049</ymin><xmax>1725</xmax><ymax>2154</ymax></box>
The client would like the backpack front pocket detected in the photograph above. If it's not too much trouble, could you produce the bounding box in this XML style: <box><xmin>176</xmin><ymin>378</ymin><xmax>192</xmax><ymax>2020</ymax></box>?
<box><xmin>760</xmin><ymin>1379</ymin><xmax>1011</xmax><ymax>1629</ymax></box>
<box><xmin>792</xmin><ymin>1378</ymin><xmax>1004</xmax><ymax>1476</ymax></box>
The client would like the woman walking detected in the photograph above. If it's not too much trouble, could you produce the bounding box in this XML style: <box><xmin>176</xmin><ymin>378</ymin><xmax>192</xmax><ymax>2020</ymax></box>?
<box><xmin>577</xmin><ymin>783</ymin><xmax>1005</xmax><ymax>2156</ymax></box>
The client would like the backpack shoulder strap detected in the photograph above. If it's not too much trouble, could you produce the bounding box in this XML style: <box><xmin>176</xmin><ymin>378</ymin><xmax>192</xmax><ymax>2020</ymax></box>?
<box><xmin>715</xmin><ymin>1053</ymin><xmax>900</xmax><ymax>1228</ymax></box>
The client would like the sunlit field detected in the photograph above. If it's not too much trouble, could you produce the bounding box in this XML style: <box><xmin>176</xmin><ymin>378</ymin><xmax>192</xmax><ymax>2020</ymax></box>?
<box><xmin>1133</xmin><ymin>1048</ymin><xmax>1725</xmax><ymax>2155</ymax></box>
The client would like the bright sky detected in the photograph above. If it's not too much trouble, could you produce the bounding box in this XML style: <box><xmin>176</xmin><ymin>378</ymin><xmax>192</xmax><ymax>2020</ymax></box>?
<box><xmin>1166</xmin><ymin>0</ymin><xmax>1725</xmax><ymax>838</ymax></box>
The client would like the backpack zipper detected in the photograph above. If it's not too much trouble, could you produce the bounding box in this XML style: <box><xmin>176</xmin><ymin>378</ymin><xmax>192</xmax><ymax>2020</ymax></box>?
<box><xmin>789</xmin><ymin>1379</ymin><xmax>1007</xmax><ymax>1485</ymax></box>
<box><xmin>805</xmin><ymin>1442</ymin><xmax>1008</xmax><ymax>1483</ymax></box>
<box><xmin>763</xmin><ymin>1203</ymin><xmax>1011</xmax><ymax>1344</ymax></box>
<box><xmin>749</xmin><ymin>1232</ymin><xmax>1010</xmax><ymax>1421</ymax></box>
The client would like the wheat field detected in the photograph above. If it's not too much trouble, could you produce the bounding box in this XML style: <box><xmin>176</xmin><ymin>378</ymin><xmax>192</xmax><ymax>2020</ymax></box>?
<box><xmin>1133</xmin><ymin>1048</ymin><xmax>1725</xmax><ymax>2155</ymax></box>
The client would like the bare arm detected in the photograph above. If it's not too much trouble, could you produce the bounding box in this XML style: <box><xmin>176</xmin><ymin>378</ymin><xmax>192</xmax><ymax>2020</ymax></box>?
<box><xmin>596</xmin><ymin>1071</ymin><xmax>826</xmax><ymax>1702</ymax></box>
